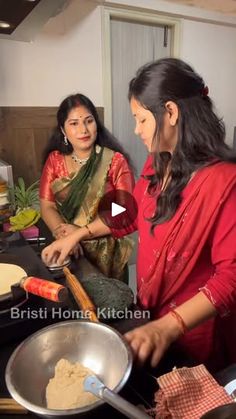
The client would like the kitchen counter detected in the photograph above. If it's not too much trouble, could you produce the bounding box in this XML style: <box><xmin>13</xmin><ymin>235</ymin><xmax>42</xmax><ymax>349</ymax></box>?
<box><xmin>2</xmin><ymin>229</ymin><xmax>230</xmax><ymax>418</ymax></box>
<box><xmin>0</xmin><ymin>232</ymin><xmax>158</xmax><ymax>418</ymax></box>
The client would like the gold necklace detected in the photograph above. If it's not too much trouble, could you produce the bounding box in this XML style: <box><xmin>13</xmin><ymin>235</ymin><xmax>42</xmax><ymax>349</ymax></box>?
<box><xmin>71</xmin><ymin>152</ymin><xmax>89</xmax><ymax>166</ymax></box>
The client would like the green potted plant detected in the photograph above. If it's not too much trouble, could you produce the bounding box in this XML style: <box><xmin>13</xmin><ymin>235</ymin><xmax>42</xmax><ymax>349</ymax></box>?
<box><xmin>8</xmin><ymin>177</ymin><xmax>40</xmax><ymax>231</ymax></box>
<box><xmin>10</xmin><ymin>177</ymin><xmax>40</xmax><ymax>213</ymax></box>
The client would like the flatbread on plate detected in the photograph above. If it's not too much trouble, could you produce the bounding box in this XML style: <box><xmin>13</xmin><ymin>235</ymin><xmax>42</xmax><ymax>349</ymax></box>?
<box><xmin>0</xmin><ymin>263</ymin><xmax>27</xmax><ymax>295</ymax></box>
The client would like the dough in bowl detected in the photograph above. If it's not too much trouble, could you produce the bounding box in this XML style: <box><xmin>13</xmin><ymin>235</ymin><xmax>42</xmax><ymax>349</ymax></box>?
<box><xmin>0</xmin><ymin>263</ymin><xmax>27</xmax><ymax>295</ymax></box>
<box><xmin>46</xmin><ymin>358</ymin><xmax>98</xmax><ymax>410</ymax></box>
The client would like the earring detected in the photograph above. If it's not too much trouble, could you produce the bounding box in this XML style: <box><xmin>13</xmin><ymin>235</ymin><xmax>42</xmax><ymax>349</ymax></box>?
<box><xmin>96</xmin><ymin>144</ymin><xmax>101</xmax><ymax>154</ymax></box>
<box><xmin>63</xmin><ymin>135</ymin><xmax>68</xmax><ymax>146</ymax></box>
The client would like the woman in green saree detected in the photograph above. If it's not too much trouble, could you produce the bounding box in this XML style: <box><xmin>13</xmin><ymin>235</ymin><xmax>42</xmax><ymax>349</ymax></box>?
<box><xmin>40</xmin><ymin>93</ymin><xmax>135</xmax><ymax>280</ymax></box>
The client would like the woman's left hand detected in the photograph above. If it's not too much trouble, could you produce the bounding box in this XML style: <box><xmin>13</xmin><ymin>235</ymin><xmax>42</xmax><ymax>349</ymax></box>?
<box><xmin>42</xmin><ymin>231</ymin><xmax>82</xmax><ymax>266</ymax></box>
<box><xmin>53</xmin><ymin>223</ymin><xmax>79</xmax><ymax>239</ymax></box>
<box><xmin>124</xmin><ymin>316</ymin><xmax>181</xmax><ymax>367</ymax></box>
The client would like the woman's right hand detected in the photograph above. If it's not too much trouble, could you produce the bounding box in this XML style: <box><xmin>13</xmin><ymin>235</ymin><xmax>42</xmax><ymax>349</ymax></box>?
<box><xmin>124</xmin><ymin>314</ymin><xmax>182</xmax><ymax>367</ymax></box>
<box><xmin>42</xmin><ymin>231</ymin><xmax>81</xmax><ymax>266</ymax></box>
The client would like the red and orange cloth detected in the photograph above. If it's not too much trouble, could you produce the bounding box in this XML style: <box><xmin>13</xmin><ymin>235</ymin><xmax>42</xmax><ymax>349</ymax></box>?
<box><xmin>152</xmin><ymin>364</ymin><xmax>233</xmax><ymax>419</ymax></box>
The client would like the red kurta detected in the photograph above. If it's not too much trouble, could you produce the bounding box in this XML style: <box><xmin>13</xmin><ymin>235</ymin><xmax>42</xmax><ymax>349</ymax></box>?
<box><xmin>112</xmin><ymin>155</ymin><xmax>236</xmax><ymax>371</ymax></box>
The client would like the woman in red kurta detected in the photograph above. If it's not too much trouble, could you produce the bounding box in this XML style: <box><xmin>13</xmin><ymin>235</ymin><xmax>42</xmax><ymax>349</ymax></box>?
<box><xmin>42</xmin><ymin>60</ymin><xmax>236</xmax><ymax>372</ymax></box>
<box><xmin>111</xmin><ymin>156</ymin><xmax>236</xmax><ymax>371</ymax></box>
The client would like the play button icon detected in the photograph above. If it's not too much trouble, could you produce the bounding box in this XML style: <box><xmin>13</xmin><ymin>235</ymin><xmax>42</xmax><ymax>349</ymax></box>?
<box><xmin>111</xmin><ymin>202</ymin><xmax>126</xmax><ymax>217</ymax></box>
<box><xmin>98</xmin><ymin>189</ymin><xmax>138</xmax><ymax>230</ymax></box>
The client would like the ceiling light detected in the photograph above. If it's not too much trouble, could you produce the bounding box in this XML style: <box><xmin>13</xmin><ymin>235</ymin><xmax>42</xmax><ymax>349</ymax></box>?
<box><xmin>0</xmin><ymin>21</ymin><xmax>11</xmax><ymax>29</ymax></box>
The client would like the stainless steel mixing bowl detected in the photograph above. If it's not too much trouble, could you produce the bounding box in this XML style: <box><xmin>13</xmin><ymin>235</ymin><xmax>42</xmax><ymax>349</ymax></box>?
<box><xmin>5</xmin><ymin>320</ymin><xmax>133</xmax><ymax>418</ymax></box>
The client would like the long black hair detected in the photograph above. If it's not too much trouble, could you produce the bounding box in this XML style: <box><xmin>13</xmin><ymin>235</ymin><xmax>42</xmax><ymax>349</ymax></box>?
<box><xmin>128</xmin><ymin>57</ymin><xmax>236</xmax><ymax>229</ymax></box>
<box><xmin>42</xmin><ymin>93</ymin><xmax>132</xmax><ymax>167</ymax></box>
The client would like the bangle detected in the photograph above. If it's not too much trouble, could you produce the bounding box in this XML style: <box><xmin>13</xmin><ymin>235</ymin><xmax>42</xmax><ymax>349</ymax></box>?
<box><xmin>169</xmin><ymin>309</ymin><xmax>188</xmax><ymax>336</ymax></box>
<box><xmin>84</xmin><ymin>224</ymin><xmax>93</xmax><ymax>237</ymax></box>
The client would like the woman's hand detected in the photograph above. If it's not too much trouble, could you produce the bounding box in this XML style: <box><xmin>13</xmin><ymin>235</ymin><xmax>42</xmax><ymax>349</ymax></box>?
<box><xmin>53</xmin><ymin>223</ymin><xmax>79</xmax><ymax>239</ymax></box>
<box><xmin>124</xmin><ymin>315</ymin><xmax>181</xmax><ymax>367</ymax></box>
<box><xmin>42</xmin><ymin>230</ymin><xmax>82</xmax><ymax>266</ymax></box>
<box><xmin>52</xmin><ymin>224</ymin><xmax>83</xmax><ymax>259</ymax></box>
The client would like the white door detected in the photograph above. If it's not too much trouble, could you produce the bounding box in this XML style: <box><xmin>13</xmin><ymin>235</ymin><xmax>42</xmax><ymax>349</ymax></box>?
<box><xmin>110</xmin><ymin>19</ymin><xmax>171</xmax><ymax>176</ymax></box>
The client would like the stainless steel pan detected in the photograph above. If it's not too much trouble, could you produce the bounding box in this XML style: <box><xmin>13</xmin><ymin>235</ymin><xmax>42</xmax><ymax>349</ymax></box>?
<box><xmin>6</xmin><ymin>320</ymin><xmax>149</xmax><ymax>418</ymax></box>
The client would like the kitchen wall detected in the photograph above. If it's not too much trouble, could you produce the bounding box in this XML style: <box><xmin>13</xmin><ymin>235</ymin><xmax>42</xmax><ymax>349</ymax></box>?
<box><xmin>0</xmin><ymin>0</ymin><xmax>103</xmax><ymax>108</ymax></box>
<box><xmin>180</xmin><ymin>19</ymin><xmax>236</xmax><ymax>144</ymax></box>
<box><xmin>0</xmin><ymin>0</ymin><xmax>236</xmax><ymax>142</ymax></box>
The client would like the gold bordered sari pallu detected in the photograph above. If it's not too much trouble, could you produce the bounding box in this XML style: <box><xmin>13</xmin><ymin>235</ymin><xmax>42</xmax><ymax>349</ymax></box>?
<box><xmin>51</xmin><ymin>146</ymin><xmax>133</xmax><ymax>279</ymax></box>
